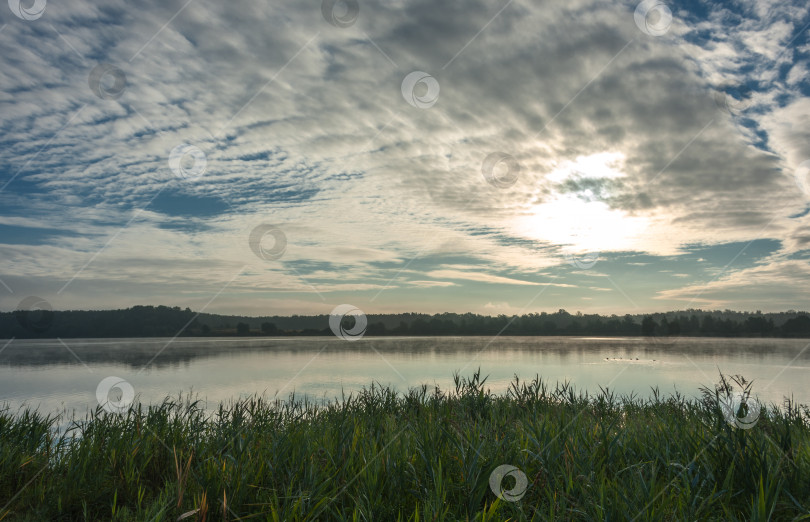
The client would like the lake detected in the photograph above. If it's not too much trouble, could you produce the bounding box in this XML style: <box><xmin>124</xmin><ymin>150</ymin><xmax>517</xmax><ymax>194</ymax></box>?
<box><xmin>1</xmin><ymin>336</ymin><xmax>808</xmax><ymax>418</ymax></box>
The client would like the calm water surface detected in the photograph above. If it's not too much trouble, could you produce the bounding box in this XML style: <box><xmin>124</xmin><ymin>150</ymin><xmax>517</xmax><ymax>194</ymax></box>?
<box><xmin>1</xmin><ymin>336</ymin><xmax>808</xmax><ymax>417</ymax></box>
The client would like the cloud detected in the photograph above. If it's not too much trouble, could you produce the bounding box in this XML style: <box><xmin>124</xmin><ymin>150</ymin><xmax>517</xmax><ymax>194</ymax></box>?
<box><xmin>425</xmin><ymin>269</ymin><xmax>574</xmax><ymax>287</ymax></box>
<box><xmin>655</xmin><ymin>259</ymin><xmax>810</xmax><ymax>310</ymax></box>
<box><xmin>408</xmin><ymin>280</ymin><xmax>457</xmax><ymax>288</ymax></box>
<box><xmin>0</xmin><ymin>0</ymin><xmax>808</xmax><ymax>314</ymax></box>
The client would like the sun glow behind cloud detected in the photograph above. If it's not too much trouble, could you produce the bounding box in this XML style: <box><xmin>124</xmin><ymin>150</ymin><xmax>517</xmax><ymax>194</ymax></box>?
<box><xmin>511</xmin><ymin>152</ymin><xmax>649</xmax><ymax>253</ymax></box>
<box><xmin>516</xmin><ymin>197</ymin><xmax>650</xmax><ymax>253</ymax></box>
<box><xmin>545</xmin><ymin>152</ymin><xmax>628</xmax><ymax>183</ymax></box>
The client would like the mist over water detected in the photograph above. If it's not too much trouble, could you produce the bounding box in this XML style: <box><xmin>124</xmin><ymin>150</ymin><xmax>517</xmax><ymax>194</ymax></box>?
<box><xmin>1</xmin><ymin>336</ymin><xmax>807</xmax><ymax>417</ymax></box>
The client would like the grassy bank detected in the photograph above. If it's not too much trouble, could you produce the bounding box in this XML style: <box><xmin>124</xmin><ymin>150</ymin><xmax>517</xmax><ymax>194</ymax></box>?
<box><xmin>1</xmin><ymin>372</ymin><xmax>809</xmax><ymax>521</ymax></box>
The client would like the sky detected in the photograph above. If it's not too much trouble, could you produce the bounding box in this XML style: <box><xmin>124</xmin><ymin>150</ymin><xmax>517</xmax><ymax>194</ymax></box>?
<box><xmin>0</xmin><ymin>0</ymin><xmax>809</xmax><ymax>317</ymax></box>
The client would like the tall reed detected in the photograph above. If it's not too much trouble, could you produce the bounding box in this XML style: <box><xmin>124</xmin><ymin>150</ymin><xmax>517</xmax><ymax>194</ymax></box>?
<box><xmin>1</xmin><ymin>371</ymin><xmax>808</xmax><ymax>521</ymax></box>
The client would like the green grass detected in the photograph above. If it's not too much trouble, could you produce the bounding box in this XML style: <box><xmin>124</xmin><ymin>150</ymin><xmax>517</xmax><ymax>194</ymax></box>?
<box><xmin>1</xmin><ymin>371</ymin><xmax>809</xmax><ymax>521</ymax></box>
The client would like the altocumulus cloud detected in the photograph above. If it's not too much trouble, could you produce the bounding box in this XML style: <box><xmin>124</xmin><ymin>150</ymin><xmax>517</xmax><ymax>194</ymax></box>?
<box><xmin>0</xmin><ymin>0</ymin><xmax>808</xmax><ymax>315</ymax></box>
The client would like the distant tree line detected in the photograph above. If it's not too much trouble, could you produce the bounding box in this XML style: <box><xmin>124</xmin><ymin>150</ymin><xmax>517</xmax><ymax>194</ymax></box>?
<box><xmin>1</xmin><ymin>305</ymin><xmax>810</xmax><ymax>339</ymax></box>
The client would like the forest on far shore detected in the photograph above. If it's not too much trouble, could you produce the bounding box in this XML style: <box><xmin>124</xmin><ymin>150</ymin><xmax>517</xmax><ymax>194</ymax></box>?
<box><xmin>2</xmin><ymin>305</ymin><xmax>810</xmax><ymax>339</ymax></box>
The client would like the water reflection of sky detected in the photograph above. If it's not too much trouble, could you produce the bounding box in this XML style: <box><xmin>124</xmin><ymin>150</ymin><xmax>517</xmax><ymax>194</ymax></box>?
<box><xmin>1</xmin><ymin>336</ymin><xmax>808</xmax><ymax>418</ymax></box>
